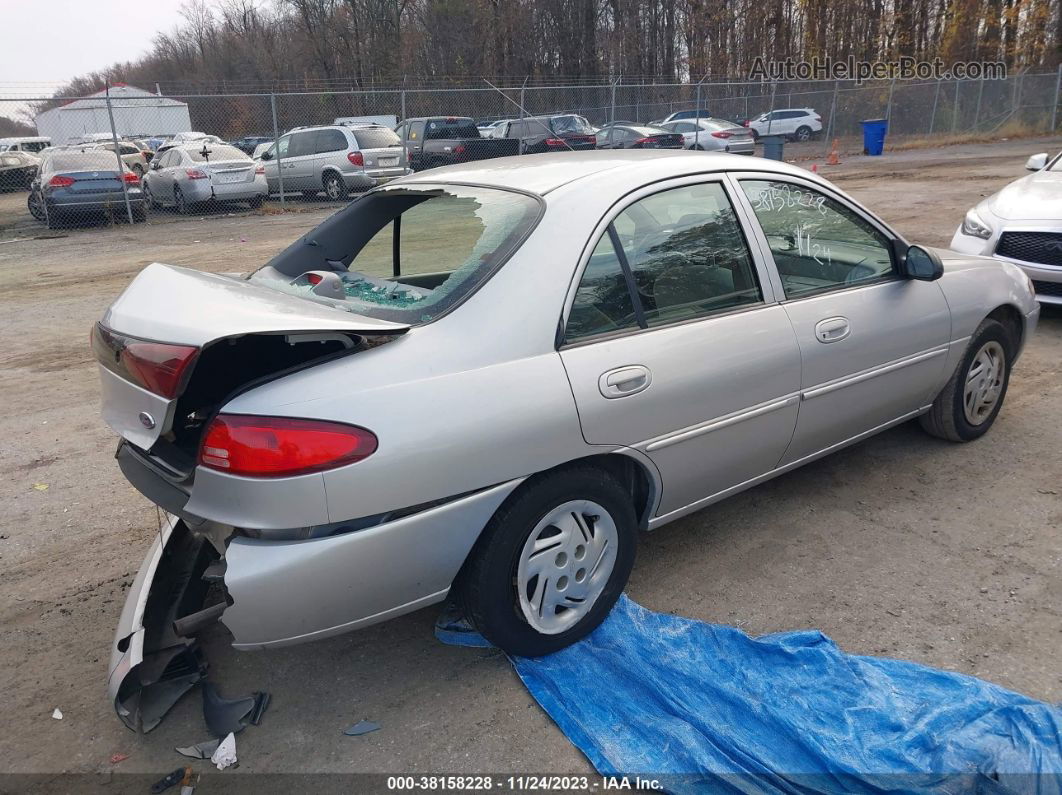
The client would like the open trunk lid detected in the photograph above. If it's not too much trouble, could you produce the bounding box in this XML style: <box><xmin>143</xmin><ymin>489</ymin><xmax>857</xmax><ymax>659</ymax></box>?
<box><xmin>96</xmin><ymin>262</ymin><xmax>408</xmax><ymax>451</ymax></box>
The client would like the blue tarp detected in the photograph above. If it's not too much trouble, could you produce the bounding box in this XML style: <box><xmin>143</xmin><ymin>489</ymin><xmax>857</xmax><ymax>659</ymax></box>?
<box><xmin>438</xmin><ymin>595</ymin><xmax>1062</xmax><ymax>794</ymax></box>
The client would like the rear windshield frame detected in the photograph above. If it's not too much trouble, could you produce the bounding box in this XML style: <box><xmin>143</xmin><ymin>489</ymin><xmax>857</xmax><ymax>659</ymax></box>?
<box><xmin>250</xmin><ymin>181</ymin><xmax>545</xmax><ymax>326</ymax></box>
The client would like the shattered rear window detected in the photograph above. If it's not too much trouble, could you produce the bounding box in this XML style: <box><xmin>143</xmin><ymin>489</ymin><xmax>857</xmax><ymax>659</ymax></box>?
<box><xmin>253</xmin><ymin>185</ymin><xmax>542</xmax><ymax>324</ymax></box>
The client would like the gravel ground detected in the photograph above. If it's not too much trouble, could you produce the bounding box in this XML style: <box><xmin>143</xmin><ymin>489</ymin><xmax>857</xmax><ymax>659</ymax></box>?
<box><xmin>0</xmin><ymin>138</ymin><xmax>1059</xmax><ymax>783</ymax></box>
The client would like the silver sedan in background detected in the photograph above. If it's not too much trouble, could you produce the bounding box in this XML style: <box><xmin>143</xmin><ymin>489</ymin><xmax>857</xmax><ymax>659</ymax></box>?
<box><xmin>660</xmin><ymin>117</ymin><xmax>755</xmax><ymax>154</ymax></box>
<box><xmin>94</xmin><ymin>151</ymin><xmax>1037</xmax><ymax>731</ymax></box>
<box><xmin>143</xmin><ymin>143</ymin><xmax>268</xmax><ymax>213</ymax></box>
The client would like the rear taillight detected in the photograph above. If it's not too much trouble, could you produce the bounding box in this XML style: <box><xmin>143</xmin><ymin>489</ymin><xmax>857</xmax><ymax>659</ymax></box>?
<box><xmin>91</xmin><ymin>323</ymin><xmax>199</xmax><ymax>399</ymax></box>
<box><xmin>347</xmin><ymin>151</ymin><xmax>364</xmax><ymax>167</ymax></box>
<box><xmin>199</xmin><ymin>414</ymin><xmax>378</xmax><ymax>477</ymax></box>
<box><xmin>545</xmin><ymin>138</ymin><xmax>566</xmax><ymax>147</ymax></box>
<box><xmin>49</xmin><ymin>175</ymin><xmax>75</xmax><ymax>188</ymax></box>
<box><xmin>255</xmin><ymin>164</ymin><xmax>265</xmax><ymax>174</ymax></box>
<box><xmin>122</xmin><ymin>171</ymin><xmax>140</xmax><ymax>184</ymax></box>
<box><xmin>185</xmin><ymin>168</ymin><xmax>208</xmax><ymax>180</ymax></box>
<box><xmin>712</xmin><ymin>131</ymin><xmax>734</xmax><ymax>139</ymax></box>
<box><xmin>453</xmin><ymin>144</ymin><xmax>466</xmax><ymax>155</ymax></box>
<box><xmin>633</xmin><ymin>137</ymin><xmax>652</xmax><ymax>146</ymax></box>
<box><xmin>742</xmin><ymin>120</ymin><xmax>750</xmax><ymax>127</ymax></box>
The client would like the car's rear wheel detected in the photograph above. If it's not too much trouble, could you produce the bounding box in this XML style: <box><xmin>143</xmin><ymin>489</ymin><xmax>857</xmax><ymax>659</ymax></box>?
<box><xmin>174</xmin><ymin>186</ymin><xmax>189</xmax><ymax>215</ymax></box>
<box><xmin>919</xmin><ymin>319</ymin><xmax>1013</xmax><ymax>442</ymax></box>
<box><xmin>144</xmin><ymin>182</ymin><xmax>160</xmax><ymax>209</ymax></box>
<box><xmin>27</xmin><ymin>190</ymin><xmax>45</xmax><ymax>221</ymax></box>
<box><xmin>459</xmin><ymin>466</ymin><xmax>637</xmax><ymax>657</ymax></box>
<box><xmin>795</xmin><ymin>125</ymin><xmax>812</xmax><ymax>142</ymax></box>
<box><xmin>323</xmin><ymin>173</ymin><xmax>348</xmax><ymax>201</ymax></box>
<box><xmin>248</xmin><ymin>195</ymin><xmax>265</xmax><ymax>209</ymax></box>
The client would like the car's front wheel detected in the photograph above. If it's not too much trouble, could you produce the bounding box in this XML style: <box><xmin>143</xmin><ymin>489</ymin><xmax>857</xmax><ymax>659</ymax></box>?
<box><xmin>174</xmin><ymin>186</ymin><xmax>189</xmax><ymax>215</ymax></box>
<box><xmin>459</xmin><ymin>466</ymin><xmax>637</xmax><ymax>657</ymax></box>
<box><xmin>795</xmin><ymin>125</ymin><xmax>812</xmax><ymax>142</ymax></box>
<box><xmin>919</xmin><ymin>318</ymin><xmax>1013</xmax><ymax>442</ymax></box>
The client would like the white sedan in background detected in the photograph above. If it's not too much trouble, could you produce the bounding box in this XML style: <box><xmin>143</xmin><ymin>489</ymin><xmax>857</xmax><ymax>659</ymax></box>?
<box><xmin>951</xmin><ymin>151</ymin><xmax>1062</xmax><ymax>305</ymax></box>
<box><xmin>659</xmin><ymin>118</ymin><xmax>755</xmax><ymax>154</ymax></box>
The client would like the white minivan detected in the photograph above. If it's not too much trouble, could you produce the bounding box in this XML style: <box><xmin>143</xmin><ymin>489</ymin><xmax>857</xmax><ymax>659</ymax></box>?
<box><xmin>0</xmin><ymin>136</ymin><xmax>51</xmax><ymax>154</ymax></box>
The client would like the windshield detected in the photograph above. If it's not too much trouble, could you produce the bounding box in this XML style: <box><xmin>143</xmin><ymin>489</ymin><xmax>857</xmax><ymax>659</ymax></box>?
<box><xmin>253</xmin><ymin>185</ymin><xmax>541</xmax><ymax>324</ymax></box>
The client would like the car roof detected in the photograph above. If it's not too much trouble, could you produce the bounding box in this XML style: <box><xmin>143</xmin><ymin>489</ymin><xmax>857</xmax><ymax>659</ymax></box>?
<box><xmin>397</xmin><ymin>149</ymin><xmax>813</xmax><ymax>195</ymax></box>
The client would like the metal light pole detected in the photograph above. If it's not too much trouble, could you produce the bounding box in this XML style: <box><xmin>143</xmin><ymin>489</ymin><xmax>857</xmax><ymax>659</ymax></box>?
<box><xmin>105</xmin><ymin>83</ymin><xmax>135</xmax><ymax>225</ymax></box>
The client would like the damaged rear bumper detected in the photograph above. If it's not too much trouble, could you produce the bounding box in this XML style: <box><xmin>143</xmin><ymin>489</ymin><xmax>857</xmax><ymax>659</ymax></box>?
<box><xmin>108</xmin><ymin>478</ymin><xmax>522</xmax><ymax>729</ymax></box>
<box><xmin>108</xmin><ymin>515</ymin><xmax>215</xmax><ymax>732</ymax></box>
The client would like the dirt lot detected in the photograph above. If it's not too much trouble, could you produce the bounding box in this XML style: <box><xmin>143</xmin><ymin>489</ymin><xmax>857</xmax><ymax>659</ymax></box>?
<box><xmin>0</xmin><ymin>139</ymin><xmax>1059</xmax><ymax>782</ymax></box>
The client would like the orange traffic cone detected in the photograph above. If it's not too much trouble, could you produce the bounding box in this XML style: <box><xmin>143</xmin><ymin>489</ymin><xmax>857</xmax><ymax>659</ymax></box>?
<box><xmin>810</xmin><ymin>163</ymin><xmax>818</xmax><ymax>173</ymax></box>
<box><xmin>826</xmin><ymin>139</ymin><xmax>841</xmax><ymax>166</ymax></box>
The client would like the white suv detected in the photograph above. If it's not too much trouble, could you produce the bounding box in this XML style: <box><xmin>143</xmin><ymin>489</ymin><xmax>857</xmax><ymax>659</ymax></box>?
<box><xmin>746</xmin><ymin>108</ymin><xmax>822</xmax><ymax>142</ymax></box>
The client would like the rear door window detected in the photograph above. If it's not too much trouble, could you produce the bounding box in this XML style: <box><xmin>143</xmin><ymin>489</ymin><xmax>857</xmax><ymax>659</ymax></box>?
<box><xmin>316</xmin><ymin>129</ymin><xmax>348</xmax><ymax>153</ymax></box>
<box><xmin>408</xmin><ymin>121</ymin><xmax>425</xmax><ymax>141</ymax></box>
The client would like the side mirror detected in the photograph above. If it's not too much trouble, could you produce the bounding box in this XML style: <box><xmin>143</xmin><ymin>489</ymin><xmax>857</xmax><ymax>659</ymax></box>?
<box><xmin>260</xmin><ymin>150</ymin><xmax>273</xmax><ymax>161</ymax></box>
<box><xmin>898</xmin><ymin>243</ymin><xmax>943</xmax><ymax>281</ymax></box>
<box><xmin>1026</xmin><ymin>152</ymin><xmax>1048</xmax><ymax>171</ymax></box>
<box><xmin>150</xmin><ymin>160</ymin><xmax>161</xmax><ymax>170</ymax></box>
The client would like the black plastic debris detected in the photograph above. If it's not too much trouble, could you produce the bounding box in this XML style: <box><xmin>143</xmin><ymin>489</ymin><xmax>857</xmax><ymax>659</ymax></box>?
<box><xmin>343</xmin><ymin>720</ymin><xmax>380</xmax><ymax>736</ymax></box>
<box><xmin>174</xmin><ymin>738</ymin><xmax>221</xmax><ymax>760</ymax></box>
<box><xmin>151</xmin><ymin>766</ymin><xmax>189</xmax><ymax>793</ymax></box>
<box><xmin>201</xmin><ymin>682</ymin><xmax>270</xmax><ymax>737</ymax></box>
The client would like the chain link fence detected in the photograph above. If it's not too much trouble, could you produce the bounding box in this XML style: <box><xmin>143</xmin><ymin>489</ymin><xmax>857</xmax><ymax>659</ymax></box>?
<box><xmin>2</xmin><ymin>71</ymin><xmax>1060</xmax><ymax>232</ymax></box>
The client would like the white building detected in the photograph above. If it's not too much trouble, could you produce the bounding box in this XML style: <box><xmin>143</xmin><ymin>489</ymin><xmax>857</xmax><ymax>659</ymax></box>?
<box><xmin>34</xmin><ymin>84</ymin><xmax>192</xmax><ymax>145</ymax></box>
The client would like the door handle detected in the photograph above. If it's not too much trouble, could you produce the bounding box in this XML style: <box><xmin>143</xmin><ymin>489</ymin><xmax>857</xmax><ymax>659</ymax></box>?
<box><xmin>598</xmin><ymin>365</ymin><xmax>652</xmax><ymax>399</ymax></box>
<box><xmin>814</xmin><ymin>316</ymin><xmax>850</xmax><ymax>343</ymax></box>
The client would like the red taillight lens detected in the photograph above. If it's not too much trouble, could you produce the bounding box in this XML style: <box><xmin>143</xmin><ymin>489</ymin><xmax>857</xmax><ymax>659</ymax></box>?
<box><xmin>49</xmin><ymin>175</ymin><xmax>75</xmax><ymax>187</ymax></box>
<box><xmin>453</xmin><ymin>144</ymin><xmax>466</xmax><ymax>155</ymax></box>
<box><xmin>712</xmin><ymin>131</ymin><xmax>734</xmax><ymax>139</ymax></box>
<box><xmin>91</xmin><ymin>323</ymin><xmax>199</xmax><ymax>398</ymax></box>
<box><xmin>633</xmin><ymin>137</ymin><xmax>651</xmax><ymax>145</ymax></box>
<box><xmin>199</xmin><ymin>414</ymin><xmax>378</xmax><ymax>477</ymax></box>
<box><xmin>347</xmin><ymin>151</ymin><xmax>364</xmax><ymax>166</ymax></box>
<box><xmin>742</xmin><ymin>120</ymin><xmax>750</xmax><ymax>127</ymax></box>
<box><xmin>255</xmin><ymin>164</ymin><xmax>265</xmax><ymax>174</ymax></box>
<box><xmin>185</xmin><ymin>168</ymin><xmax>208</xmax><ymax>179</ymax></box>
<box><xmin>122</xmin><ymin>171</ymin><xmax>140</xmax><ymax>184</ymax></box>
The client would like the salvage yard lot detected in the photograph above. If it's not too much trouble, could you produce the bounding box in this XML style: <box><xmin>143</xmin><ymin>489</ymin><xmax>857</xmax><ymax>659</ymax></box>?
<box><xmin>0</xmin><ymin>139</ymin><xmax>1059</xmax><ymax>777</ymax></box>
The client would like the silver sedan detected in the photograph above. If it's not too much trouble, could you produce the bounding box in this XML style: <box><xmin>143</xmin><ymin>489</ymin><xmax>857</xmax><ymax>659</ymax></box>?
<box><xmin>95</xmin><ymin>151</ymin><xmax>1038</xmax><ymax>731</ymax></box>
<box><xmin>143</xmin><ymin>142</ymin><xmax>268</xmax><ymax>213</ymax></box>
<box><xmin>660</xmin><ymin>117</ymin><xmax>755</xmax><ymax>154</ymax></box>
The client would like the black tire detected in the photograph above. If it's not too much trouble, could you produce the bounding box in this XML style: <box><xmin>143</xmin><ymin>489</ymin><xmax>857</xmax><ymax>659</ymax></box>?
<box><xmin>248</xmin><ymin>194</ymin><xmax>265</xmax><ymax>209</ymax></box>
<box><xmin>919</xmin><ymin>319</ymin><xmax>1013</xmax><ymax>442</ymax></box>
<box><xmin>27</xmin><ymin>190</ymin><xmax>45</xmax><ymax>221</ymax></box>
<box><xmin>323</xmin><ymin>173</ymin><xmax>347</xmax><ymax>201</ymax></box>
<box><xmin>749</xmin><ymin>129</ymin><xmax>760</xmax><ymax>141</ymax></box>
<box><xmin>174</xmin><ymin>186</ymin><xmax>189</xmax><ymax>215</ymax></box>
<box><xmin>458</xmin><ymin>466</ymin><xmax>637</xmax><ymax>657</ymax></box>
<box><xmin>132</xmin><ymin>206</ymin><xmax>147</xmax><ymax>223</ymax></box>
<box><xmin>692</xmin><ymin>144</ymin><xmax>705</xmax><ymax>151</ymax></box>
<box><xmin>143</xmin><ymin>182</ymin><xmax>159</xmax><ymax>209</ymax></box>
<box><xmin>795</xmin><ymin>125</ymin><xmax>812</xmax><ymax>142</ymax></box>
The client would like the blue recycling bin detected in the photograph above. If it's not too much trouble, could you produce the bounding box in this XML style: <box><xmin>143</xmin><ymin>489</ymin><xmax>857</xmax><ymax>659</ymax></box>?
<box><xmin>861</xmin><ymin>118</ymin><xmax>888</xmax><ymax>156</ymax></box>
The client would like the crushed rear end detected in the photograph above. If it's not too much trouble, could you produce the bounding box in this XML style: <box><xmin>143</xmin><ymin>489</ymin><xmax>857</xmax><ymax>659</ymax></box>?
<box><xmin>97</xmin><ymin>262</ymin><xmax>410</xmax><ymax>730</ymax></box>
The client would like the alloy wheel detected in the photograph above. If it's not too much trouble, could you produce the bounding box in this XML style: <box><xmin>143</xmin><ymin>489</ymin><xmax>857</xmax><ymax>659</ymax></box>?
<box><xmin>516</xmin><ymin>500</ymin><xmax>618</xmax><ymax>635</ymax></box>
<box><xmin>963</xmin><ymin>340</ymin><xmax>1006</xmax><ymax>426</ymax></box>
<box><xmin>325</xmin><ymin>175</ymin><xmax>343</xmax><ymax>201</ymax></box>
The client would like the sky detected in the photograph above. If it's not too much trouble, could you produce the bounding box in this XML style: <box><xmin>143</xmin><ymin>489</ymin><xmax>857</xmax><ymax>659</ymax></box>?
<box><xmin>1</xmin><ymin>0</ymin><xmax>189</xmax><ymax>95</ymax></box>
